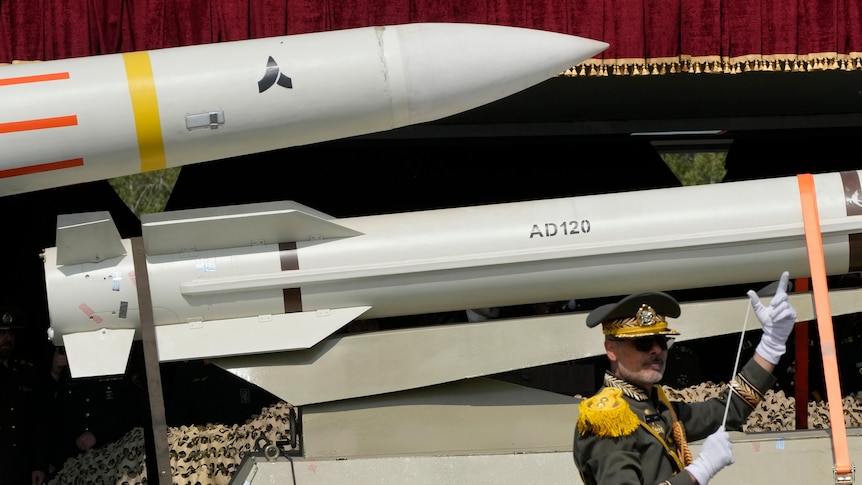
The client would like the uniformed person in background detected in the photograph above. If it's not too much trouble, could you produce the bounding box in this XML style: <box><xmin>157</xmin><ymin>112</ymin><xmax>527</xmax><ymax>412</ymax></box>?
<box><xmin>0</xmin><ymin>307</ymin><xmax>48</xmax><ymax>485</ymax></box>
<box><xmin>573</xmin><ymin>271</ymin><xmax>797</xmax><ymax>485</ymax></box>
<box><xmin>48</xmin><ymin>344</ymin><xmax>144</xmax><ymax>474</ymax></box>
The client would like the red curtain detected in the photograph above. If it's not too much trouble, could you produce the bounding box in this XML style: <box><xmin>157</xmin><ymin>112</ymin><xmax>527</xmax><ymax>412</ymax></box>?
<box><xmin>1</xmin><ymin>0</ymin><xmax>861</xmax><ymax>75</ymax></box>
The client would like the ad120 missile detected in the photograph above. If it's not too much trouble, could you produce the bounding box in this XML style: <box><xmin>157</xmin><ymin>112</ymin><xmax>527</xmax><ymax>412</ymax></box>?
<box><xmin>42</xmin><ymin>170</ymin><xmax>862</xmax><ymax>377</ymax></box>
<box><xmin>0</xmin><ymin>23</ymin><xmax>607</xmax><ymax>196</ymax></box>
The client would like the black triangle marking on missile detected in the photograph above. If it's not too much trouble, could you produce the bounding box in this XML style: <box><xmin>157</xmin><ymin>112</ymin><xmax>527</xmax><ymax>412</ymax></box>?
<box><xmin>258</xmin><ymin>56</ymin><xmax>293</xmax><ymax>93</ymax></box>
<box><xmin>277</xmin><ymin>73</ymin><xmax>292</xmax><ymax>89</ymax></box>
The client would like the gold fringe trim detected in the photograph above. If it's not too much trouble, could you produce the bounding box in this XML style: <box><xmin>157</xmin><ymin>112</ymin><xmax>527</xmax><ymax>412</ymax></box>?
<box><xmin>563</xmin><ymin>51</ymin><xmax>862</xmax><ymax>76</ymax></box>
<box><xmin>1</xmin><ymin>59</ymin><xmax>43</xmax><ymax>67</ymax></box>
<box><xmin>577</xmin><ymin>387</ymin><xmax>641</xmax><ymax>438</ymax></box>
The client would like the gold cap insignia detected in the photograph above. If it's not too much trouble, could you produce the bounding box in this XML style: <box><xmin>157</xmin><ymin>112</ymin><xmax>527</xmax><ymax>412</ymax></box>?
<box><xmin>586</xmin><ymin>291</ymin><xmax>681</xmax><ymax>339</ymax></box>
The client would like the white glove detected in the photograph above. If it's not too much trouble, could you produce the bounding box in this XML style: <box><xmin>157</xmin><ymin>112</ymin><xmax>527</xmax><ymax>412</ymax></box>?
<box><xmin>749</xmin><ymin>271</ymin><xmax>797</xmax><ymax>365</ymax></box>
<box><xmin>685</xmin><ymin>427</ymin><xmax>735</xmax><ymax>485</ymax></box>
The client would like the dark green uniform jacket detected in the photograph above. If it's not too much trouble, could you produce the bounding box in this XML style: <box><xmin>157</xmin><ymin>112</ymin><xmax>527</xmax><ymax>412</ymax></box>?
<box><xmin>573</xmin><ymin>358</ymin><xmax>775</xmax><ymax>485</ymax></box>
<box><xmin>0</xmin><ymin>359</ymin><xmax>49</xmax><ymax>485</ymax></box>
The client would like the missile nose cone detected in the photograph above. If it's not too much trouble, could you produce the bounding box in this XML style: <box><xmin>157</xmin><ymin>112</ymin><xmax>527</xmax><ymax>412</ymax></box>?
<box><xmin>570</xmin><ymin>37</ymin><xmax>611</xmax><ymax>63</ymax></box>
<box><xmin>387</xmin><ymin>23</ymin><xmax>608</xmax><ymax>124</ymax></box>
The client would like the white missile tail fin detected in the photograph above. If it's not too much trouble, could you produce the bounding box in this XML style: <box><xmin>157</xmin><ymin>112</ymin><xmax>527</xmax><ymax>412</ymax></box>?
<box><xmin>55</xmin><ymin>211</ymin><xmax>126</xmax><ymax>266</ymax></box>
<box><xmin>154</xmin><ymin>306</ymin><xmax>371</xmax><ymax>362</ymax></box>
<box><xmin>141</xmin><ymin>201</ymin><xmax>362</xmax><ymax>255</ymax></box>
<box><xmin>63</xmin><ymin>328</ymin><xmax>135</xmax><ymax>378</ymax></box>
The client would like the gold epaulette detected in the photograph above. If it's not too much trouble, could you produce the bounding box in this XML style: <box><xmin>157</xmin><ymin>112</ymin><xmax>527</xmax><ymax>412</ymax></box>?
<box><xmin>577</xmin><ymin>387</ymin><xmax>640</xmax><ymax>438</ymax></box>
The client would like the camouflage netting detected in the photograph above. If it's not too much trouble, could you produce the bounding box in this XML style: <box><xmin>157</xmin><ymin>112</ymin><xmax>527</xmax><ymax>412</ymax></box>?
<box><xmin>47</xmin><ymin>401</ymin><xmax>294</xmax><ymax>485</ymax></box>
<box><xmin>48</xmin><ymin>387</ymin><xmax>862</xmax><ymax>484</ymax></box>
<box><xmin>660</xmin><ymin>382</ymin><xmax>862</xmax><ymax>432</ymax></box>
<box><xmin>48</xmin><ymin>425</ymin><xmax>148</xmax><ymax>485</ymax></box>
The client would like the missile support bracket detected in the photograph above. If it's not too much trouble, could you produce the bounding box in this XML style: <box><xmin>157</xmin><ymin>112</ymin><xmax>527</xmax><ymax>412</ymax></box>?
<box><xmin>131</xmin><ymin>237</ymin><xmax>172</xmax><ymax>481</ymax></box>
<box><xmin>228</xmin><ymin>429</ymin><xmax>301</xmax><ymax>485</ymax></box>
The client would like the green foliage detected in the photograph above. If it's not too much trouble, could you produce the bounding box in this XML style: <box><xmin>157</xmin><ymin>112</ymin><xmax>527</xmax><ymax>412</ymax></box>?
<box><xmin>108</xmin><ymin>167</ymin><xmax>181</xmax><ymax>218</ymax></box>
<box><xmin>106</xmin><ymin>152</ymin><xmax>725</xmax><ymax>217</ymax></box>
<box><xmin>662</xmin><ymin>152</ymin><xmax>727</xmax><ymax>186</ymax></box>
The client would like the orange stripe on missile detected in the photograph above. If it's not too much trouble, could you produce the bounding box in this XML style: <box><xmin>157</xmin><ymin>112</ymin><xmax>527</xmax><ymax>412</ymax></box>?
<box><xmin>0</xmin><ymin>115</ymin><xmax>78</xmax><ymax>134</ymax></box>
<box><xmin>0</xmin><ymin>72</ymin><xmax>70</xmax><ymax>86</ymax></box>
<box><xmin>0</xmin><ymin>158</ymin><xmax>84</xmax><ymax>178</ymax></box>
<box><xmin>0</xmin><ymin>74</ymin><xmax>80</xmax><ymax>175</ymax></box>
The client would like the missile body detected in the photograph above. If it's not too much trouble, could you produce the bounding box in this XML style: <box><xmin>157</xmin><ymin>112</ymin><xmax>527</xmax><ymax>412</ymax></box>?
<box><xmin>43</xmin><ymin>169</ymin><xmax>862</xmax><ymax>377</ymax></box>
<box><xmin>0</xmin><ymin>23</ymin><xmax>607</xmax><ymax>196</ymax></box>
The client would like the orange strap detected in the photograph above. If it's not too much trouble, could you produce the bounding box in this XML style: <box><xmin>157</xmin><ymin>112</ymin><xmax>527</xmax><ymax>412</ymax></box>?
<box><xmin>797</xmin><ymin>174</ymin><xmax>852</xmax><ymax>476</ymax></box>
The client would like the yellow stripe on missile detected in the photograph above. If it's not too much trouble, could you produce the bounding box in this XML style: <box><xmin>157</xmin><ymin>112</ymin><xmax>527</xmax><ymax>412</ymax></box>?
<box><xmin>122</xmin><ymin>52</ymin><xmax>166</xmax><ymax>172</ymax></box>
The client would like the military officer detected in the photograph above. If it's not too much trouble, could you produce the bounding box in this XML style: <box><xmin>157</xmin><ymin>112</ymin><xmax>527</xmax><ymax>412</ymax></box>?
<box><xmin>0</xmin><ymin>307</ymin><xmax>48</xmax><ymax>485</ymax></box>
<box><xmin>573</xmin><ymin>271</ymin><xmax>797</xmax><ymax>485</ymax></box>
<box><xmin>49</xmin><ymin>345</ymin><xmax>144</xmax><ymax>471</ymax></box>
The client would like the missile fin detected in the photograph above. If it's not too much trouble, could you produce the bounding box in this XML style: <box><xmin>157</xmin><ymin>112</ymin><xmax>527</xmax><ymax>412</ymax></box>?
<box><xmin>63</xmin><ymin>328</ymin><xmax>135</xmax><ymax>378</ymax></box>
<box><xmin>154</xmin><ymin>305</ymin><xmax>370</xmax><ymax>362</ymax></box>
<box><xmin>141</xmin><ymin>201</ymin><xmax>362</xmax><ymax>255</ymax></box>
<box><xmin>55</xmin><ymin>211</ymin><xmax>126</xmax><ymax>266</ymax></box>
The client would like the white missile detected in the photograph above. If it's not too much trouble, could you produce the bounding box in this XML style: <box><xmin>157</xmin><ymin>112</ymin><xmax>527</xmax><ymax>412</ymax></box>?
<box><xmin>0</xmin><ymin>23</ymin><xmax>607</xmax><ymax>196</ymax></box>
<box><xmin>43</xmin><ymin>169</ymin><xmax>862</xmax><ymax>377</ymax></box>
